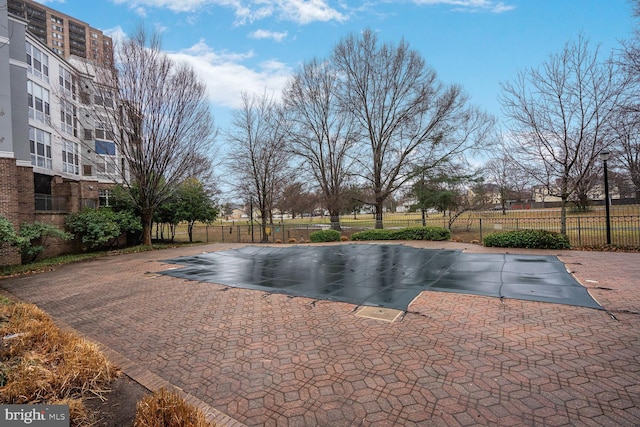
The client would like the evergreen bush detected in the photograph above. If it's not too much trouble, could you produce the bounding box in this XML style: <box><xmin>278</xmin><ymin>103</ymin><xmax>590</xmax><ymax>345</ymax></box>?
<box><xmin>483</xmin><ymin>229</ymin><xmax>570</xmax><ymax>249</ymax></box>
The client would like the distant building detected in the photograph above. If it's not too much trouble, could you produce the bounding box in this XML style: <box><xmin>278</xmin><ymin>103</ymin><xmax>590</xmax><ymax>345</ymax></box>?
<box><xmin>532</xmin><ymin>184</ymin><xmax>620</xmax><ymax>204</ymax></box>
<box><xmin>7</xmin><ymin>0</ymin><xmax>112</xmax><ymax>63</ymax></box>
<box><xmin>1</xmin><ymin>0</ymin><xmax>124</xmax><ymax>265</ymax></box>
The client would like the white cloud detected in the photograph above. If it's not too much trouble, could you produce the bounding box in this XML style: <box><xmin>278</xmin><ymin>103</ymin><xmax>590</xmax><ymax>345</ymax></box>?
<box><xmin>154</xmin><ymin>23</ymin><xmax>169</xmax><ymax>33</ymax></box>
<box><xmin>111</xmin><ymin>0</ymin><xmax>211</xmax><ymax>13</ymax></box>
<box><xmin>278</xmin><ymin>0</ymin><xmax>346</xmax><ymax>24</ymax></box>
<box><xmin>411</xmin><ymin>0</ymin><xmax>515</xmax><ymax>13</ymax></box>
<box><xmin>491</xmin><ymin>2</ymin><xmax>515</xmax><ymax>13</ymax></box>
<box><xmin>168</xmin><ymin>40</ymin><xmax>292</xmax><ymax>108</ymax></box>
<box><xmin>110</xmin><ymin>0</ymin><xmax>346</xmax><ymax>24</ymax></box>
<box><xmin>249</xmin><ymin>29</ymin><xmax>288</xmax><ymax>42</ymax></box>
<box><xmin>103</xmin><ymin>25</ymin><xmax>127</xmax><ymax>46</ymax></box>
<box><xmin>134</xmin><ymin>6</ymin><xmax>147</xmax><ymax>17</ymax></box>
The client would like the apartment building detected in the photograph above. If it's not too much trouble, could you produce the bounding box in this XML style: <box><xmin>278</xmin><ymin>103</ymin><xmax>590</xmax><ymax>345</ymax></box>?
<box><xmin>1</xmin><ymin>0</ymin><xmax>124</xmax><ymax>265</ymax></box>
<box><xmin>7</xmin><ymin>0</ymin><xmax>112</xmax><ymax>63</ymax></box>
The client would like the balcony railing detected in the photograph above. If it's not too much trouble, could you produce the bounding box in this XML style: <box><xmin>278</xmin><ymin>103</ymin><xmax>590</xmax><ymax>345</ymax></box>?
<box><xmin>35</xmin><ymin>194</ymin><xmax>68</xmax><ymax>212</ymax></box>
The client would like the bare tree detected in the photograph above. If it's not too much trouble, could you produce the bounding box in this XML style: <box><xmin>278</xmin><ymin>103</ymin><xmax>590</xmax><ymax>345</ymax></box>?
<box><xmin>483</xmin><ymin>156</ymin><xmax>512</xmax><ymax>214</ymax></box>
<box><xmin>610</xmin><ymin>111</ymin><xmax>640</xmax><ymax>198</ymax></box>
<box><xmin>484</xmin><ymin>139</ymin><xmax>533</xmax><ymax>214</ymax></box>
<box><xmin>227</xmin><ymin>91</ymin><xmax>290</xmax><ymax>242</ymax></box>
<box><xmin>616</xmin><ymin>3</ymin><xmax>640</xmax><ymax>198</ymax></box>
<box><xmin>282</xmin><ymin>58</ymin><xmax>357</xmax><ymax>230</ymax></box>
<box><xmin>275</xmin><ymin>182</ymin><xmax>317</xmax><ymax>219</ymax></box>
<box><xmin>500</xmin><ymin>36</ymin><xmax>626</xmax><ymax>234</ymax></box>
<box><xmin>90</xmin><ymin>28</ymin><xmax>216</xmax><ymax>245</ymax></box>
<box><xmin>332</xmin><ymin>29</ymin><xmax>493</xmax><ymax>228</ymax></box>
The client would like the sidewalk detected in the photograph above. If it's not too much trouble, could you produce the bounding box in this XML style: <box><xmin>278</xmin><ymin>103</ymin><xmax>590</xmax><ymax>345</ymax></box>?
<box><xmin>1</xmin><ymin>242</ymin><xmax>639</xmax><ymax>426</ymax></box>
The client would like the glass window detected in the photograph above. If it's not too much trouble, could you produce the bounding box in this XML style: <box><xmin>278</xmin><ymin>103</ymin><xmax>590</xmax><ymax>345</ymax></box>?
<box><xmin>26</xmin><ymin>42</ymin><xmax>49</xmax><ymax>83</ymax></box>
<box><xmin>62</xmin><ymin>140</ymin><xmax>79</xmax><ymax>175</ymax></box>
<box><xmin>29</xmin><ymin>126</ymin><xmax>52</xmax><ymax>169</ymax></box>
<box><xmin>95</xmin><ymin>122</ymin><xmax>115</xmax><ymax>140</ymax></box>
<box><xmin>95</xmin><ymin>140</ymin><xmax>116</xmax><ymax>155</ymax></box>
<box><xmin>99</xmin><ymin>189</ymin><xmax>111</xmax><ymax>207</ymax></box>
<box><xmin>60</xmin><ymin>100</ymin><xmax>76</xmax><ymax>135</ymax></box>
<box><xmin>27</xmin><ymin>81</ymin><xmax>50</xmax><ymax>124</ymax></box>
<box><xmin>95</xmin><ymin>140</ymin><xmax>117</xmax><ymax>175</ymax></box>
<box><xmin>59</xmin><ymin>66</ymin><xmax>75</xmax><ymax>98</ymax></box>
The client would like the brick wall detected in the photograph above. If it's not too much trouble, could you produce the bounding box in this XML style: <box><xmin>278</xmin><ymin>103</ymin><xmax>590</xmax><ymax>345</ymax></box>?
<box><xmin>34</xmin><ymin>212</ymin><xmax>82</xmax><ymax>258</ymax></box>
<box><xmin>17</xmin><ymin>165</ymin><xmax>35</xmax><ymax>225</ymax></box>
<box><xmin>0</xmin><ymin>158</ymin><xmax>22</xmax><ymax>266</ymax></box>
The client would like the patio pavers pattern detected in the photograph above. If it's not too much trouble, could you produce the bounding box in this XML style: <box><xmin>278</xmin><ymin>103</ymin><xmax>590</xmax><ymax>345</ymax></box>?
<box><xmin>1</xmin><ymin>242</ymin><xmax>639</xmax><ymax>426</ymax></box>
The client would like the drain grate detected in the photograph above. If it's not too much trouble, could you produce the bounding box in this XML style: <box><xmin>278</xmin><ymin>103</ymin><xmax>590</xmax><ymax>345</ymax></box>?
<box><xmin>355</xmin><ymin>306</ymin><xmax>403</xmax><ymax>322</ymax></box>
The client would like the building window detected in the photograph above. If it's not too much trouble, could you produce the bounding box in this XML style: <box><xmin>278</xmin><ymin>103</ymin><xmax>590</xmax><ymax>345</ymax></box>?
<box><xmin>99</xmin><ymin>189</ymin><xmax>112</xmax><ymax>207</ymax></box>
<box><xmin>94</xmin><ymin>90</ymin><xmax>114</xmax><ymax>108</ymax></box>
<box><xmin>60</xmin><ymin>100</ymin><xmax>76</xmax><ymax>136</ymax></box>
<box><xmin>27</xmin><ymin>81</ymin><xmax>50</xmax><ymax>124</ymax></box>
<box><xmin>29</xmin><ymin>127</ymin><xmax>52</xmax><ymax>169</ymax></box>
<box><xmin>62</xmin><ymin>140</ymin><xmax>79</xmax><ymax>175</ymax></box>
<box><xmin>26</xmin><ymin>42</ymin><xmax>49</xmax><ymax>83</ymax></box>
<box><xmin>52</xmin><ymin>24</ymin><xmax>63</xmax><ymax>32</ymax></box>
<box><xmin>95</xmin><ymin>139</ymin><xmax>116</xmax><ymax>174</ymax></box>
<box><xmin>51</xmin><ymin>16</ymin><xmax>63</xmax><ymax>25</ymax></box>
<box><xmin>95</xmin><ymin>122</ymin><xmax>114</xmax><ymax>140</ymax></box>
<box><xmin>59</xmin><ymin>66</ymin><xmax>75</xmax><ymax>98</ymax></box>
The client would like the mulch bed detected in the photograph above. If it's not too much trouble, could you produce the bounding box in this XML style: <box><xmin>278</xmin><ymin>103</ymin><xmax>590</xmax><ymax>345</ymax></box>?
<box><xmin>83</xmin><ymin>375</ymin><xmax>149</xmax><ymax>426</ymax></box>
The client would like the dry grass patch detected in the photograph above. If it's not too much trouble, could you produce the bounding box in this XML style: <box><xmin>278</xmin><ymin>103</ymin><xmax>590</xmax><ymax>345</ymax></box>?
<box><xmin>0</xmin><ymin>303</ymin><xmax>119</xmax><ymax>424</ymax></box>
<box><xmin>135</xmin><ymin>387</ymin><xmax>213</xmax><ymax>427</ymax></box>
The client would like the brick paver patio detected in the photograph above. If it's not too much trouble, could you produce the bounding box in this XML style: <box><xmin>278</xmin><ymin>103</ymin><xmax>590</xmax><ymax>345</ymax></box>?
<box><xmin>1</xmin><ymin>242</ymin><xmax>639</xmax><ymax>426</ymax></box>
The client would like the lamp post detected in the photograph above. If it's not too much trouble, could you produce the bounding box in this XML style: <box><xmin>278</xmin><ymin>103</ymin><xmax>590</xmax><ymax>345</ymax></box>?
<box><xmin>598</xmin><ymin>150</ymin><xmax>611</xmax><ymax>245</ymax></box>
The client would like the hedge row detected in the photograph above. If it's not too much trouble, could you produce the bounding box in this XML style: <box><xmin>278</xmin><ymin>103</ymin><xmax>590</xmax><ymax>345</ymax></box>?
<box><xmin>483</xmin><ymin>229</ymin><xmax>571</xmax><ymax>249</ymax></box>
<box><xmin>350</xmin><ymin>226</ymin><xmax>450</xmax><ymax>241</ymax></box>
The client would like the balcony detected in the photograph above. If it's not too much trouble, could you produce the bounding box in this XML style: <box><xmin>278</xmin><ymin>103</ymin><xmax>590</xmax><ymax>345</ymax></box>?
<box><xmin>35</xmin><ymin>194</ymin><xmax>68</xmax><ymax>212</ymax></box>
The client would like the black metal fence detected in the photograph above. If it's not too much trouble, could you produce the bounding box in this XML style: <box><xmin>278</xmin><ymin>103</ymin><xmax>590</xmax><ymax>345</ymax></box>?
<box><xmin>34</xmin><ymin>194</ymin><xmax>68</xmax><ymax>212</ymax></box>
<box><xmin>169</xmin><ymin>208</ymin><xmax>640</xmax><ymax>248</ymax></box>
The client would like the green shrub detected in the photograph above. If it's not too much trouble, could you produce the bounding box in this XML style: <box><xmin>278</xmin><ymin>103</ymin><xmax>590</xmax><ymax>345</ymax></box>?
<box><xmin>66</xmin><ymin>208</ymin><xmax>142</xmax><ymax>249</ymax></box>
<box><xmin>390</xmin><ymin>226</ymin><xmax>451</xmax><ymax>241</ymax></box>
<box><xmin>17</xmin><ymin>222</ymin><xmax>72</xmax><ymax>263</ymax></box>
<box><xmin>309</xmin><ymin>229</ymin><xmax>341</xmax><ymax>243</ymax></box>
<box><xmin>0</xmin><ymin>215</ymin><xmax>72</xmax><ymax>263</ymax></box>
<box><xmin>351</xmin><ymin>226</ymin><xmax>450</xmax><ymax>241</ymax></box>
<box><xmin>483</xmin><ymin>229</ymin><xmax>570</xmax><ymax>249</ymax></box>
<box><xmin>351</xmin><ymin>229</ymin><xmax>396</xmax><ymax>241</ymax></box>
<box><xmin>0</xmin><ymin>216</ymin><xmax>18</xmax><ymax>244</ymax></box>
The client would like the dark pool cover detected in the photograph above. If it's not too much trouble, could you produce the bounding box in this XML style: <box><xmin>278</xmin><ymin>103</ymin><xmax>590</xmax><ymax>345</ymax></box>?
<box><xmin>161</xmin><ymin>244</ymin><xmax>601</xmax><ymax>311</ymax></box>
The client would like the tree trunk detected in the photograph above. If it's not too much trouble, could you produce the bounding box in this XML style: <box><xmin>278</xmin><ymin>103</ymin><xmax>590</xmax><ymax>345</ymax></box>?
<box><xmin>421</xmin><ymin>208</ymin><xmax>426</xmax><ymax>227</ymax></box>
<box><xmin>188</xmin><ymin>222</ymin><xmax>194</xmax><ymax>242</ymax></box>
<box><xmin>142</xmin><ymin>212</ymin><xmax>153</xmax><ymax>246</ymax></box>
<box><xmin>560</xmin><ymin>198</ymin><xmax>568</xmax><ymax>235</ymax></box>
<box><xmin>261</xmin><ymin>216</ymin><xmax>269</xmax><ymax>243</ymax></box>
<box><xmin>329</xmin><ymin>211</ymin><xmax>341</xmax><ymax>231</ymax></box>
<box><xmin>375</xmin><ymin>201</ymin><xmax>384</xmax><ymax>229</ymax></box>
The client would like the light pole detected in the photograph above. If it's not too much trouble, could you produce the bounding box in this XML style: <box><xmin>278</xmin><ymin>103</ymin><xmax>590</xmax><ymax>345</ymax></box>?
<box><xmin>599</xmin><ymin>150</ymin><xmax>611</xmax><ymax>245</ymax></box>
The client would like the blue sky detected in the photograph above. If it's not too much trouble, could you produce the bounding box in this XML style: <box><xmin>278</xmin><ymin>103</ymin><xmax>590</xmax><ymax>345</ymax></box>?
<box><xmin>38</xmin><ymin>0</ymin><xmax>636</xmax><ymax>132</ymax></box>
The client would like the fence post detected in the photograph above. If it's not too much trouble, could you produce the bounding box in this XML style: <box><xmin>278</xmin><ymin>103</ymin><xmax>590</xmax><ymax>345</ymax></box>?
<box><xmin>206</xmin><ymin>226</ymin><xmax>209</xmax><ymax>242</ymax></box>
<box><xmin>221</xmin><ymin>225</ymin><xmax>224</xmax><ymax>243</ymax></box>
<box><xmin>577</xmin><ymin>217</ymin><xmax>581</xmax><ymax>247</ymax></box>
<box><xmin>479</xmin><ymin>218</ymin><xmax>483</xmax><ymax>243</ymax></box>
